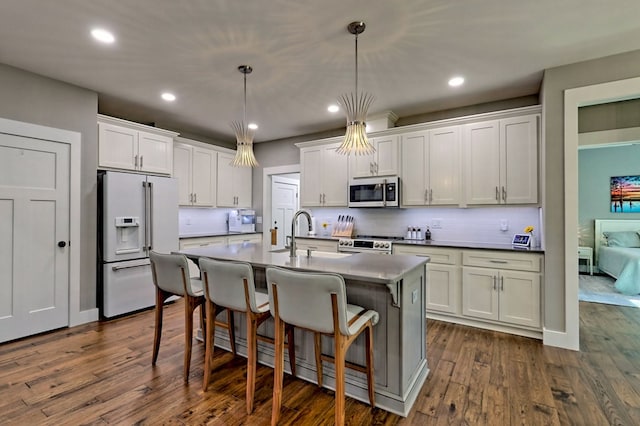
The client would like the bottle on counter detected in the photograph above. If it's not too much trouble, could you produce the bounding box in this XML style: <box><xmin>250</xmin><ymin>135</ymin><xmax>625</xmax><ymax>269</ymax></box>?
<box><xmin>417</xmin><ymin>227</ymin><xmax>423</xmax><ymax>240</ymax></box>
<box><xmin>425</xmin><ymin>226</ymin><xmax>431</xmax><ymax>241</ymax></box>
<box><xmin>406</xmin><ymin>226</ymin><xmax>412</xmax><ymax>240</ymax></box>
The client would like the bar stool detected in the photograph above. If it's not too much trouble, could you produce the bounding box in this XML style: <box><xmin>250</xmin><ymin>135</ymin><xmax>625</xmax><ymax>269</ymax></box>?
<box><xmin>199</xmin><ymin>258</ymin><xmax>296</xmax><ymax>414</ymax></box>
<box><xmin>265</xmin><ymin>267</ymin><xmax>379</xmax><ymax>426</ymax></box>
<box><xmin>149</xmin><ymin>251</ymin><xmax>234</xmax><ymax>382</ymax></box>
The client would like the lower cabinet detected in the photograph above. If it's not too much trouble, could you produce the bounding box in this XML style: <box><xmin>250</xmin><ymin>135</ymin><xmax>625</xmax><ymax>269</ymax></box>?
<box><xmin>179</xmin><ymin>234</ymin><xmax>263</xmax><ymax>276</ymax></box>
<box><xmin>393</xmin><ymin>244</ymin><xmax>543</xmax><ymax>338</ymax></box>
<box><xmin>227</xmin><ymin>233</ymin><xmax>263</xmax><ymax>244</ymax></box>
<box><xmin>294</xmin><ymin>238</ymin><xmax>338</xmax><ymax>252</ymax></box>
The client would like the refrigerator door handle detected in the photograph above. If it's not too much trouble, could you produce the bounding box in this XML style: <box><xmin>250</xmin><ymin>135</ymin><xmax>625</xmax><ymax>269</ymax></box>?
<box><xmin>143</xmin><ymin>181</ymin><xmax>150</xmax><ymax>253</ymax></box>
<box><xmin>148</xmin><ymin>181</ymin><xmax>154</xmax><ymax>251</ymax></box>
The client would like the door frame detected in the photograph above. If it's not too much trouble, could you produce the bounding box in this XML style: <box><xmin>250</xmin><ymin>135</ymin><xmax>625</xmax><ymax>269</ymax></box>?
<box><xmin>560</xmin><ymin>75</ymin><xmax>640</xmax><ymax>350</ymax></box>
<box><xmin>262</xmin><ymin>164</ymin><xmax>300</xmax><ymax>245</ymax></box>
<box><xmin>0</xmin><ymin>117</ymin><xmax>89</xmax><ymax>326</ymax></box>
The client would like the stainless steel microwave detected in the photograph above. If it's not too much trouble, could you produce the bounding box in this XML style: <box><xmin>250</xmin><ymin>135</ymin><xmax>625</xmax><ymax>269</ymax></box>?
<box><xmin>348</xmin><ymin>176</ymin><xmax>399</xmax><ymax>208</ymax></box>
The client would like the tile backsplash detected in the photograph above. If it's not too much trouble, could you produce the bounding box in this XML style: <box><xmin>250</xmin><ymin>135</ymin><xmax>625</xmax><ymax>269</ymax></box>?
<box><xmin>178</xmin><ymin>207</ymin><xmax>234</xmax><ymax>236</ymax></box>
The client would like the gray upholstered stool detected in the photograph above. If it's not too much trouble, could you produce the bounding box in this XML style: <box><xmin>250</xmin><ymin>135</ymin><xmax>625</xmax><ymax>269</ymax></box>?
<box><xmin>266</xmin><ymin>266</ymin><xmax>379</xmax><ymax>426</ymax></box>
<box><xmin>199</xmin><ymin>258</ymin><xmax>295</xmax><ymax>414</ymax></box>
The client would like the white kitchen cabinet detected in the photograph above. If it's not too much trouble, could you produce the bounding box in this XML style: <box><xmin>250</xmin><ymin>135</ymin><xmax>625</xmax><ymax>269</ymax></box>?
<box><xmin>98</xmin><ymin>116</ymin><xmax>177</xmax><ymax>175</ymax></box>
<box><xmin>300</xmin><ymin>142</ymin><xmax>348</xmax><ymax>207</ymax></box>
<box><xmin>217</xmin><ymin>152</ymin><xmax>252</xmax><ymax>208</ymax></box>
<box><xmin>173</xmin><ymin>142</ymin><xmax>216</xmax><ymax>207</ymax></box>
<box><xmin>349</xmin><ymin>135</ymin><xmax>399</xmax><ymax>179</ymax></box>
<box><xmin>294</xmin><ymin>238</ymin><xmax>338</xmax><ymax>252</ymax></box>
<box><xmin>461</xmin><ymin>250</ymin><xmax>542</xmax><ymax>329</ymax></box>
<box><xmin>393</xmin><ymin>245</ymin><xmax>461</xmax><ymax>314</ymax></box>
<box><xmin>463</xmin><ymin>114</ymin><xmax>538</xmax><ymax>205</ymax></box>
<box><xmin>227</xmin><ymin>233</ymin><xmax>262</xmax><ymax>244</ymax></box>
<box><xmin>401</xmin><ymin>126</ymin><xmax>460</xmax><ymax>206</ymax></box>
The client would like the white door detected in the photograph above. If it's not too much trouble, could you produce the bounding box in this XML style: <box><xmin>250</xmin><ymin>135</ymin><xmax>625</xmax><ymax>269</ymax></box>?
<box><xmin>0</xmin><ymin>134</ymin><xmax>70</xmax><ymax>342</ymax></box>
<box><xmin>271</xmin><ymin>175</ymin><xmax>299</xmax><ymax>248</ymax></box>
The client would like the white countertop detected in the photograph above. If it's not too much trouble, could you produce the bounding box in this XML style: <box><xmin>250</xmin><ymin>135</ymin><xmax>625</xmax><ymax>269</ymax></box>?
<box><xmin>177</xmin><ymin>242</ymin><xmax>429</xmax><ymax>284</ymax></box>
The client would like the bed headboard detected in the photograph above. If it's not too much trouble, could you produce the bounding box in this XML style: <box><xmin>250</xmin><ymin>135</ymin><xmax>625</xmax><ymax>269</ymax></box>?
<box><xmin>594</xmin><ymin>219</ymin><xmax>640</xmax><ymax>264</ymax></box>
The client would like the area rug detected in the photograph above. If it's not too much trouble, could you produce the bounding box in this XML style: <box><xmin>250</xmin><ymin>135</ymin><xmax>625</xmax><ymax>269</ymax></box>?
<box><xmin>579</xmin><ymin>274</ymin><xmax>640</xmax><ymax>308</ymax></box>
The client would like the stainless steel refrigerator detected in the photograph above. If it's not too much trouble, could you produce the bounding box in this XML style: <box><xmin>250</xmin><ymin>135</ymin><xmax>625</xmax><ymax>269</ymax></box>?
<box><xmin>98</xmin><ymin>171</ymin><xmax>179</xmax><ymax>318</ymax></box>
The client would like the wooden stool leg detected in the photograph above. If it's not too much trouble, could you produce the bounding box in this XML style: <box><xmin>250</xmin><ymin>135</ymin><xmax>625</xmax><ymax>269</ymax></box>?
<box><xmin>314</xmin><ymin>332</ymin><xmax>323</xmax><ymax>387</ymax></box>
<box><xmin>271</xmin><ymin>287</ymin><xmax>285</xmax><ymax>426</ymax></box>
<box><xmin>203</xmin><ymin>299</ymin><xmax>216</xmax><ymax>391</ymax></box>
<box><xmin>152</xmin><ymin>289</ymin><xmax>165</xmax><ymax>365</ymax></box>
<box><xmin>227</xmin><ymin>310</ymin><xmax>236</xmax><ymax>355</ymax></box>
<box><xmin>334</xmin><ymin>333</ymin><xmax>346</xmax><ymax>426</ymax></box>
<box><xmin>365</xmin><ymin>323</ymin><xmax>375</xmax><ymax>407</ymax></box>
<box><xmin>183</xmin><ymin>295</ymin><xmax>196</xmax><ymax>382</ymax></box>
<box><xmin>246</xmin><ymin>313</ymin><xmax>258</xmax><ymax>414</ymax></box>
<box><xmin>286</xmin><ymin>325</ymin><xmax>296</xmax><ymax>376</ymax></box>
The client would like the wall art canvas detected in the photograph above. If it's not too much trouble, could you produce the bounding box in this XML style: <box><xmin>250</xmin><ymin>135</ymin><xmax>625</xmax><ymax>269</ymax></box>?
<box><xmin>610</xmin><ymin>175</ymin><xmax>640</xmax><ymax>213</ymax></box>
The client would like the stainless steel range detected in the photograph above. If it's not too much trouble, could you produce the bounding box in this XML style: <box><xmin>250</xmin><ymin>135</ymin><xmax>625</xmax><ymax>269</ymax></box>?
<box><xmin>337</xmin><ymin>235</ymin><xmax>402</xmax><ymax>254</ymax></box>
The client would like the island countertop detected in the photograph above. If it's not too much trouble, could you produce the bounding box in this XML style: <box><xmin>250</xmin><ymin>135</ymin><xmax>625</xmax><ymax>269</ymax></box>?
<box><xmin>177</xmin><ymin>242</ymin><xmax>429</xmax><ymax>284</ymax></box>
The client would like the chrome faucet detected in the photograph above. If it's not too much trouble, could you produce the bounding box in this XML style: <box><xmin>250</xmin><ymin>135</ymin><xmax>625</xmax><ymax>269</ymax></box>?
<box><xmin>290</xmin><ymin>209</ymin><xmax>313</xmax><ymax>257</ymax></box>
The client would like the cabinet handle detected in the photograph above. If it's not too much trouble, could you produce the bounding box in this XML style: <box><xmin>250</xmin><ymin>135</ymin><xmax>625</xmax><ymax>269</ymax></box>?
<box><xmin>424</xmin><ymin>189</ymin><xmax>429</xmax><ymax>203</ymax></box>
<box><xmin>140</xmin><ymin>155</ymin><xmax>144</xmax><ymax>168</ymax></box>
<box><xmin>495</xmin><ymin>186</ymin><xmax>499</xmax><ymax>201</ymax></box>
<box><xmin>134</xmin><ymin>155</ymin><xmax>139</xmax><ymax>168</ymax></box>
<box><xmin>493</xmin><ymin>276</ymin><xmax>497</xmax><ymax>290</ymax></box>
<box><xmin>323</xmin><ymin>193</ymin><xmax>326</xmax><ymax>204</ymax></box>
<box><xmin>320</xmin><ymin>193</ymin><xmax>323</xmax><ymax>204</ymax></box>
<box><xmin>502</xmin><ymin>186</ymin><xmax>507</xmax><ymax>202</ymax></box>
<box><xmin>194</xmin><ymin>193</ymin><xmax>197</xmax><ymax>203</ymax></box>
<box><xmin>500</xmin><ymin>276</ymin><xmax>504</xmax><ymax>291</ymax></box>
<box><xmin>489</xmin><ymin>260</ymin><xmax>508</xmax><ymax>264</ymax></box>
<box><xmin>375</xmin><ymin>162</ymin><xmax>379</xmax><ymax>174</ymax></box>
<box><xmin>189</xmin><ymin>193</ymin><xmax>193</xmax><ymax>203</ymax></box>
<box><xmin>429</xmin><ymin>189</ymin><xmax>433</xmax><ymax>203</ymax></box>
<box><xmin>370</xmin><ymin>162</ymin><xmax>374</xmax><ymax>175</ymax></box>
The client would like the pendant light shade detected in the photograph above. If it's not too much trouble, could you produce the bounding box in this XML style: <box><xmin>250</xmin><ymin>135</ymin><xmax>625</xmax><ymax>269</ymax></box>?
<box><xmin>231</xmin><ymin>65</ymin><xmax>259</xmax><ymax>167</ymax></box>
<box><xmin>336</xmin><ymin>21</ymin><xmax>375</xmax><ymax>156</ymax></box>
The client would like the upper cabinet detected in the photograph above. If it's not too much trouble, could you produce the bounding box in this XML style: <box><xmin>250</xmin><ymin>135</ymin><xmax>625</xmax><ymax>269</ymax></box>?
<box><xmin>173</xmin><ymin>141</ymin><xmax>216</xmax><ymax>207</ymax></box>
<box><xmin>299</xmin><ymin>141</ymin><xmax>349</xmax><ymax>207</ymax></box>
<box><xmin>463</xmin><ymin>114</ymin><xmax>539</xmax><ymax>205</ymax></box>
<box><xmin>97</xmin><ymin>115</ymin><xmax>178</xmax><ymax>175</ymax></box>
<box><xmin>401</xmin><ymin>126</ymin><xmax>461</xmax><ymax>206</ymax></box>
<box><xmin>217</xmin><ymin>152</ymin><xmax>252</xmax><ymax>208</ymax></box>
<box><xmin>349</xmin><ymin>135</ymin><xmax>399</xmax><ymax>179</ymax></box>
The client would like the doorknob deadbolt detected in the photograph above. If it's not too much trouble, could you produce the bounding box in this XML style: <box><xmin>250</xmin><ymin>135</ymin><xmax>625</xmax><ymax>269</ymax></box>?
<box><xmin>58</xmin><ymin>241</ymin><xmax>67</xmax><ymax>248</ymax></box>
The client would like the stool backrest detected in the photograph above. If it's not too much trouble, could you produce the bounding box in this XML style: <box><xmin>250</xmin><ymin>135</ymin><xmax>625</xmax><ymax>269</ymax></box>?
<box><xmin>149</xmin><ymin>251</ymin><xmax>193</xmax><ymax>296</ymax></box>
<box><xmin>266</xmin><ymin>267</ymin><xmax>349</xmax><ymax>335</ymax></box>
<box><xmin>199</xmin><ymin>258</ymin><xmax>257</xmax><ymax>312</ymax></box>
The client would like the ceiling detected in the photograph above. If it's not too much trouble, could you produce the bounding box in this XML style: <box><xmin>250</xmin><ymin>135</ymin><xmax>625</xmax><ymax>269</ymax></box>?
<box><xmin>2</xmin><ymin>1</ymin><xmax>640</xmax><ymax>144</ymax></box>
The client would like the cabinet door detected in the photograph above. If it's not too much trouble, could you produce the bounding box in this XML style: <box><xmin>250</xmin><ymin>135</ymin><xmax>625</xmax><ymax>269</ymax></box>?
<box><xmin>462</xmin><ymin>266</ymin><xmax>499</xmax><ymax>321</ymax></box>
<box><xmin>401</xmin><ymin>131</ymin><xmax>428</xmax><ymax>206</ymax></box>
<box><xmin>98</xmin><ymin>123</ymin><xmax>138</xmax><ymax>171</ymax></box>
<box><xmin>463</xmin><ymin>120</ymin><xmax>500</xmax><ymax>205</ymax></box>
<box><xmin>373</xmin><ymin>135</ymin><xmax>399</xmax><ymax>176</ymax></box>
<box><xmin>234</xmin><ymin>165</ymin><xmax>252</xmax><ymax>208</ymax></box>
<box><xmin>499</xmin><ymin>270</ymin><xmax>541</xmax><ymax>328</ymax></box>
<box><xmin>173</xmin><ymin>144</ymin><xmax>192</xmax><ymax>206</ymax></box>
<box><xmin>192</xmin><ymin>147</ymin><xmax>216</xmax><ymax>207</ymax></box>
<box><xmin>216</xmin><ymin>152</ymin><xmax>236</xmax><ymax>207</ymax></box>
<box><xmin>227</xmin><ymin>233</ymin><xmax>262</xmax><ymax>244</ymax></box>
<box><xmin>138</xmin><ymin>131</ymin><xmax>172</xmax><ymax>175</ymax></box>
<box><xmin>426</xmin><ymin>263</ymin><xmax>460</xmax><ymax>314</ymax></box>
<box><xmin>350</xmin><ymin>151</ymin><xmax>375</xmax><ymax>178</ymax></box>
<box><xmin>501</xmin><ymin>115</ymin><xmax>538</xmax><ymax>204</ymax></box>
<box><xmin>428</xmin><ymin>126</ymin><xmax>460</xmax><ymax>205</ymax></box>
<box><xmin>321</xmin><ymin>145</ymin><xmax>349</xmax><ymax>206</ymax></box>
<box><xmin>300</xmin><ymin>147</ymin><xmax>323</xmax><ymax>207</ymax></box>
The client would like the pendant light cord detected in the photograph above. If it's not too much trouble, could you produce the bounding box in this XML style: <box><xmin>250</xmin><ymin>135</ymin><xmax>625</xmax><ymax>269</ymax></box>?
<box><xmin>354</xmin><ymin>31</ymin><xmax>359</xmax><ymax>97</ymax></box>
<box><xmin>243</xmin><ymin>71</ymin><xmax>247</xmax><ymax>125</ymax></box>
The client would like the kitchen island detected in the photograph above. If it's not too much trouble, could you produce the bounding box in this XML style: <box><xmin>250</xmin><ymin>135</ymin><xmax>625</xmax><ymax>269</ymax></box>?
<box><xmin>178</xmin><ymin>242</ymin><xmax>429</xmax><ymax>417</ymax></box>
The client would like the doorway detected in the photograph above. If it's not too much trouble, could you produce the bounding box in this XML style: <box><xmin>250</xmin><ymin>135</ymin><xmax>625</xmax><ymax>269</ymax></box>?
<box><xmin>564</xmin><ymin>75</ymin><xmax>640</xmax><ymax>350</ymax></box>
<box><xmin>270</xmin><ymin>174</ymin><xmax>300</xmax><ymax>249</ymax></box>
<box><xmin>262</xmin><ymin>165</ymin><xmax>301</xmax><ymax>249</ymax></box>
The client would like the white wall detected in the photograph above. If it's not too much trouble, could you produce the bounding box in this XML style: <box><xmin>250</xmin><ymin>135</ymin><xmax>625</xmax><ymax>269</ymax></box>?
<box><xmin>178</xmin><ymin>207</ymin><xmax>236</xmax><ymax>236</ymax></box>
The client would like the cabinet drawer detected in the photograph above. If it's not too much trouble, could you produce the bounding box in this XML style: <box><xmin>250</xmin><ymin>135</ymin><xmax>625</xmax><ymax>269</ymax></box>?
<box><xmin>462</xmin><ymin>250</ymin><xmax>541</xmax><ymax>272</ymax></box>
<box><xmin>179</xmin><ymin>236</ymin><xmax>226</xmax><ymax>250</ymax></box>
<box><xmin>228</xmin><ymin>234</ymin><xmax>262</xmax><ymax>244</ymax></box>
<box><xmin>295</xmin><ymin>238</ymin><xmax>338</xmax><ymax>252</ymax></box>
<box><xmin>393</xmin><ymin>245</ymin><xmax>460</xmax><ymax>265</ymax></box>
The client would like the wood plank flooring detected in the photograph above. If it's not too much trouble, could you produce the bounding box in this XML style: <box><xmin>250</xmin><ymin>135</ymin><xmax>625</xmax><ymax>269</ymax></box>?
<box><xmin>2</xmin><ymin>300</ymin><xmax>640</xmax><ymax>425</ymax></box>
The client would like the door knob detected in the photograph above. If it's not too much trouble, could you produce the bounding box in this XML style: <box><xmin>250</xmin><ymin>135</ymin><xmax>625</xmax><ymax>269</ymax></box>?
<box><xmin>58</xmin><ymin>241</ymin><xmax>67</xmax><ymax>248</ymax></box>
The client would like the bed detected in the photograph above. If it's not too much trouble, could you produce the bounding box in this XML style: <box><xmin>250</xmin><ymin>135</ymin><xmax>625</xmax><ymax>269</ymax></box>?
<box><xmin>595</xmin><ymin>219</ymin><xmax>640</xmax><ymax>295</ymax></box>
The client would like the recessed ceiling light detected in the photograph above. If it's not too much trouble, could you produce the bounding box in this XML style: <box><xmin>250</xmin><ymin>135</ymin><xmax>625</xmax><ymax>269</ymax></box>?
<box><xmin>328</xmin><ymin>104</ymin><xmax>340</xmax><ymax>113</ymax></box>
<box><xmin>248</xmin><ymin>123</ymin><xmax>258</xmax><ymax>130</ymax></box>
<box><xmin>448</xmin><ymin>76</ymin><xmax>465</xmax><ymax>87</ymax></box>
<box><xmin>161</xmin><ymin>92</ymin><xmax>176</xmax><ymax>102</ymax></box>
<box><xmin>91</xmin><ymin>28</ymin><xmax>115</xmax><ymax>44</ymax></box>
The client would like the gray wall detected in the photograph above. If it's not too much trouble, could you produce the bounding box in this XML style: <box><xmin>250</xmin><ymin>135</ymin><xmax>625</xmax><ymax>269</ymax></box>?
<box><xmin>542</xmin><ymin>48</ymin><xmax>640</xmax><ymax>332</ymax></box>
<box><xmin>579</xmin><ymin>145</ymin><xmax>640</xmax><ymax>248</ymax></box>
<box><xmin>0</xmin><ymin>64</ymin><xmax>98</xmax><ymax>311</ymax></box>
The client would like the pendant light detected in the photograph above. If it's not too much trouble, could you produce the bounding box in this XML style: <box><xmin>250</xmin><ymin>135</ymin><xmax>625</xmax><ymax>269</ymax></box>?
<box><xmin>336</xmin><ymin>21</ymin><xmax>375</xmax><ymax>156</ymax></box>
<box><xmin>231</xmin><ymin>64</ymin><xmax>259</xmax><ymax>167</ymax></box>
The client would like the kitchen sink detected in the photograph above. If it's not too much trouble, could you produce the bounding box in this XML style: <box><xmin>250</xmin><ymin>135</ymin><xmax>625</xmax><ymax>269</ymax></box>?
<box><xmin>270</xmin><ymin>248</ymin><xmax>353</xmax><ymax>259</ymax></box>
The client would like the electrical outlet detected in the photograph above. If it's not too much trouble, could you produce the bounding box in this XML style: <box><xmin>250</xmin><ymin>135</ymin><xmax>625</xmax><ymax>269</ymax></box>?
<box><xmin>412</xmin><ymin>289</ymin><xmax>419</xmax><ymax>303</ymax></box>
<box><xmin>432</xmin><ymin>218</ymin><xmax>442</xmax><ymax>229</ymax></box>
<box><xmin>185</xmin><ymin>217</ymin><xmax>191</xmax><ymax>225</ymax></box>
<box><xmin>500</xmin><ymin>219</ymin><xmax>508</xmax><ymax>231</ymax></box>
<box><xmin>256</xmin><ymin>216</ymin><xmax>263</xmax><ymax>224</ymax></box>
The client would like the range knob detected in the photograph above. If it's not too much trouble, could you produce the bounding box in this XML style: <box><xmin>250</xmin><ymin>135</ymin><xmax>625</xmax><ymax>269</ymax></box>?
<box><xmin>384</xmin><ymin>242</ymin><xmax>390</xmax><ymax>248</ymax></box>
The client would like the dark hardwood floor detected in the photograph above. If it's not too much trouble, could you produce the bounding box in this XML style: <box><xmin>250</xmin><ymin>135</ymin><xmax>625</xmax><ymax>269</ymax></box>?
<box><xmin>2</xmin><ymin>300</ymin><xmax>640</xmax><ymax>425</ymax></box>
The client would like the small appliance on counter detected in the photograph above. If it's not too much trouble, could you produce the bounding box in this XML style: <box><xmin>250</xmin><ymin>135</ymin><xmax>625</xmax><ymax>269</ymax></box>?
<box><xmin>228</xmin><ymin>209</ymin><xmax>256</xmax><ymax>233</ymax></box>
